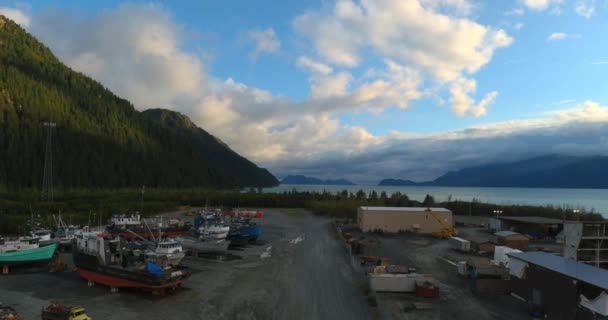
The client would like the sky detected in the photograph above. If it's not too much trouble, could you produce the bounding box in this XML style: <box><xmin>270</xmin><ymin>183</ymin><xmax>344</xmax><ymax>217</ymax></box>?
<box><xmin>2</xmin><ymin>0</ymin><xmax>608</xmax><ymax>184</ymax></box>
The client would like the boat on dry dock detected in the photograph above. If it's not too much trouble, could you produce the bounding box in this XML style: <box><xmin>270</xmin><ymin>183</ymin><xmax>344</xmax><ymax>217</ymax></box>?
<box><xmin>179</xmin><ymin>235</ymin><xmax>230</xmax><ymax>254</ymax></box>
<box><xmin>105</xmin><ymin>214</ymin><xmax>190</xmax><ymax>240</ymax></box>
<box><xmin>0</xmin><ymin>237</ymin><xmax>58</xmax><ymax>267</ymax></box>
<box><xmin>72</xmin><ymin>232</ymin><xmax>190</xmax><ymax>293</ymax></box>
<box><xmin>147</xmin><ymin>240</ymin><xmax>186</xmax><ymax>267</ymax></box>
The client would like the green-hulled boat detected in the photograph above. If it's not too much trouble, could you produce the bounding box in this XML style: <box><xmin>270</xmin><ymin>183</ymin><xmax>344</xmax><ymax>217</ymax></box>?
<box><xmin>0</xmin><ymin>242</ymin><xmax>58</xmax><ymax>266</ymax></box>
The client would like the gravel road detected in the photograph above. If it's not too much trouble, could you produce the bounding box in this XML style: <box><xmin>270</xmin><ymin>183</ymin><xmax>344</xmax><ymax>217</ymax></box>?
<box><xmin>0</xmin><ymin>209</ymin><xmax>373</xmax><ymax>320</ymax></box>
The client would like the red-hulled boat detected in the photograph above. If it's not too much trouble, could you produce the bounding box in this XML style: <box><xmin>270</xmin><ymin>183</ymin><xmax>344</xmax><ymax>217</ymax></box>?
<box><xmin>73</xmin><ymin>232</ymin><xmax>190</xmax><ymax>294</ymax></box>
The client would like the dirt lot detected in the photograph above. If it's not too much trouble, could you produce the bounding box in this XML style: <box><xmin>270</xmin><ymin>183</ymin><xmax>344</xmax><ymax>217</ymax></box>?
<box><xmin>0</xmin><ymin>209</ymin><xmax>373</xmax><ymax>320</ymax></box>
<box><xmin>362</xmin><ymin>229</ymin><xmax>531</xmax><ymax>320</ymax></box>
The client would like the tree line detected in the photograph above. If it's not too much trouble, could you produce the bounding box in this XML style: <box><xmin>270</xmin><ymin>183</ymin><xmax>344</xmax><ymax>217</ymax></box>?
<box><xmin>0</xmin><ymin>188</ymin><xmax>602</xmax><ymax>234</ymax></box>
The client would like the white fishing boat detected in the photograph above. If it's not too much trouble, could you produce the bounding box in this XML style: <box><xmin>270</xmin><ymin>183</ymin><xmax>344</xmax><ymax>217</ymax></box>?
<box><xmin>147</xmin><ymin>240</ymin><xmax>186</xmax><ymax>267</ymax></box>
<box><xmin>179</xmin><ymin>236</ymin><xmax>230</xmax><ymax>254</ymax></box>
<box><xmin>195</xmin><ymin>210</ymin><xmax>230</xmax><ymax>239</ymax></box>
<box><xmin>30</xmin><ymin>229</ymin><xmax>59</xmax><ymax>247</ymax></box>
<box><xmin>0</xmin><ymin>237</ymin><xmax>39</xmax><ymax>253</ymax></box>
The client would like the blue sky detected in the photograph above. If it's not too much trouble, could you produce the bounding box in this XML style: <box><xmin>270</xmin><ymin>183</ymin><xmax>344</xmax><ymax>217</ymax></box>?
<box><xmin>2</xmin><ymin>0</ymin><xmax>608</xmax><ymax>182</ymax></box>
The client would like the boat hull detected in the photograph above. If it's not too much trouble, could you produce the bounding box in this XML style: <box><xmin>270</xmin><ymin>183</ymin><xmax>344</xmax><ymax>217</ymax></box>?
<box><xmin>181</xmin><ymin>238</ymin><xmax>230</xmax><ymax>253</ymax></box>
<box><xmin>77</xmin><ymin>269</ymin><xmax>189</xmax><ymax>289</ymax></box>
<box><xmin>240</xmin><ymin>225</ymin><xmax>260</xmax><ymax>240</ymax></box>
<box><xmin>227</xmin><ymin>233</ymin><xmax>251</xmax><ymax>246</ymax></box>
<box><xmin>73</xmin><ymin>251</ymin><xmax>190</xmax><ymax>289</ymax></box>
<box><xmin>0</xmin><ymin>243</ymin><xmax>57</xmax><ymax>266</ymax></box>
<box><xmin>106</xmin><ymin>229</ymin><xmax>189</xmax><ymax>240</ymax></box>
<box><xmin>39</xmin><ymin>238</ymin><xmax>60</xmax><ymax>247</ymax></box>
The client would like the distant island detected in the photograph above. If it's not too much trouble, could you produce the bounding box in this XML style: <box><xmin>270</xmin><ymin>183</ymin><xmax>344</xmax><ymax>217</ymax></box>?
<box><xmin>282</xmin><ymin>175</ymin><xmax>356</xmax><ymax>185</ymax></box>
<box><xmin>379</xmin><ymin>154</ymin><xmax>608</xmax><ymax>189</ymax></box>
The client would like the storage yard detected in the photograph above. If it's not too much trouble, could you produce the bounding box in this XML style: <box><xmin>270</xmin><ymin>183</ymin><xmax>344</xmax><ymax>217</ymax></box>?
<box><xmin>0</xmin><ymin>209</ymin><xmax>372</xmax><ymax>320</ymax></box>
<box><xmin>339</xmin><ymin>223</ymin><xmax>530</xmax><ymax>320</ymax></box>
<box><xmin>3</xmin><ymin>206</ymin><xmax>606</xmax><ymax>319</ymax></box>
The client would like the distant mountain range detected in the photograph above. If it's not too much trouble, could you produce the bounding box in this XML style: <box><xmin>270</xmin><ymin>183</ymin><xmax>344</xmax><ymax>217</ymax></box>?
<box><xmin>379</xmin><ymin>155</ymin><xmax>608</xmax><ymax>189</ymax></box>
<box><xmin>282</xmin><ymin>175</ymin><xmax>356</xmax><ymax>185</ymax></box>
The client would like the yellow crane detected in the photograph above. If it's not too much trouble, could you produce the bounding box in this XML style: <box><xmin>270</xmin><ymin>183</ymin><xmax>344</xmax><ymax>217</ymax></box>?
<box><xmin>426</xmin><ymin>208</ymin><xmax>457</xmax><ymax>239</ymax></box>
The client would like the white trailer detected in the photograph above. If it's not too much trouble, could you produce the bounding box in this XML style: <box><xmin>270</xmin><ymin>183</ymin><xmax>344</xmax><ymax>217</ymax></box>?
<box><xmin>449</xmin><ymin>237</ymin><xmax>471</xmax><ymax>252</ymax></box>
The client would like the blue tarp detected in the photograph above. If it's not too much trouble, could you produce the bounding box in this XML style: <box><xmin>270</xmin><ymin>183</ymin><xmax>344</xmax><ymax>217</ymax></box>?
<box><xmin>147</xmin><ymin>261</ymin><xmax>164</xmax><ymax>275</ymax></box>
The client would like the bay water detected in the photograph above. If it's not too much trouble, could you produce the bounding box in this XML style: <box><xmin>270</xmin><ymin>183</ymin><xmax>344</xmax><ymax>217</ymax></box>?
<box><xmin>264</xmin><ymin>184</ymin><xmax>608</xmax><ymax>216</ymax></box>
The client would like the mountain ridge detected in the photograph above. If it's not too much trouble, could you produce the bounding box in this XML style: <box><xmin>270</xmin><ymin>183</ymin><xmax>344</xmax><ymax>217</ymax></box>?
<box><xmin>282</xmin><ymin>175</ymin><xmax>356</xmax><ymax>185</ymax></box>
<box><xmin>0</xmin><ymin>16</ymin><xmax>278</xmax><ymax>189</ymax></box>
<box><xmin>379</xmin><ymin>155</ymin><xmax>608</xmax><ymax>189</ymax></box>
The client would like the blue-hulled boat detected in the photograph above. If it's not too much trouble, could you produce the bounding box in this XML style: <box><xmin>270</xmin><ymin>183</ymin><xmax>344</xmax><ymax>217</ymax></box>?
<box><xmin>226</xmin><ymin>229</ymin><xmax>251</xmax><ymax>246</ymax></box>
<box><xmin>237</xmin><ymin>223</ymin><xmax>260</xmax><ymax>241</ymax></box>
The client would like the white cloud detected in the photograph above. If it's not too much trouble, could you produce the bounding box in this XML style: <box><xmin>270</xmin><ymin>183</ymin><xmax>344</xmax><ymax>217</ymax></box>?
<box><xmin>294</xmin><ymin>0</ymin><xmax>512</xmax><ymax>80</ymax></box>
<box><xmin>548</xmin><ymin>32</ymin><xmax>568</xmax><ymax>41</ymax></box>
<box><xmin>296</xmin><ymin>56</ymin><xmax>333</xmax><ymax>75</ymax></box>
<box><xmin>273</xmin><ymin>101</ymin><xmax>608</xmax><ymax>183</ymax></box>
<box><xmin>514</xmin><ymin>22</ymin><xmax>524</xmax><ymax>30</ymax></box>
<box><xmin>29</xmin><ymin>4</ymin><xmax>204</xmax><ymax>109</ymax></box>
<box><xmin>574</xmin><ymin>0</ymin><xmax>595</xmax><ymax>18</ymax></box>
<box><xmin>521</xmin><ymin>0</ymin><xmax>561</xmax><ymax>11</ymax></box>
<box><xmin>247</xmin><ymin>28</ymin><xmax>281</xmax><ymax>59</ymax></box>
<box><xmin>0</xmin><ymin>7</ymin><xmax>30</xmax><ymax>27</ymax></box>
<box><xmin>449</xmin><ymin>78</ymin><xmax>497</xmax><ymax>117</ymax></box>
<box><xmin>420</xmin><ymin>0</ymin><xmax>474</xmax><ymax>16</ymax></box>
<box><xmin>293</xmin><ymin>0</ymin><xmax>511</xmax><ymax>118</ymax></box>
<box><xmin>310</xmin><ymin>72</ymin><xmax>352</xmax><ymax>99</ymax></box>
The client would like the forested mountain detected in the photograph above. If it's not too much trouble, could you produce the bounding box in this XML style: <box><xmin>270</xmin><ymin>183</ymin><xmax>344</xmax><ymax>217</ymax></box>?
<box><xmin>0</xmin><ymin>16</ymin><xmax>278</xmax><ymax>189</ymax></box>
<box><xmin>281</xmin><ymin>175</ymin><xmax>356</xmax><ymax>185</ymax></box>
<box><xmin>379</xmin><ymin>155</ymin><xmax>608</xmax><ymax>189</ymax></box>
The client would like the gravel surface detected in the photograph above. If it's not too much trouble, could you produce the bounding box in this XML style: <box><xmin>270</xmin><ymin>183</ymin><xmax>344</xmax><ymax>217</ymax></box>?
<box><xmin>0</xmin><ymin>209</ymin><xmax>373</xmax><ymax>320</ymax></box>
<box><xmin>364</xmin><ymin>231</ymin><xmax>531</xmax><ymax>320</ymax></box>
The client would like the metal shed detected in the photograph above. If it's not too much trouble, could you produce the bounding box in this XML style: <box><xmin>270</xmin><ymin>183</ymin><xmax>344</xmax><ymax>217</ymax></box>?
<box><xmin>495</xmin><ymin>231</ymin><xmax>529</xmax><ymax>251</ymax></box>
<box><xmin>491</xmin><ymin>216</ymin><xmax>567</xmax><ymax>239</ymax></box>
<box><xmin>508</xmin><ymin>252</ymin><xmax>608</xmax><ymax>319</ymax></box>
<box><xmin>357</xmin><ymin>207</ymin><xmax>453</xmax><ymax>234</ymax></box>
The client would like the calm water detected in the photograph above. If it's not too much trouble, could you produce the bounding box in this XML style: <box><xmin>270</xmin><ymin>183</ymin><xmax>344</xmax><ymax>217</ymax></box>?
<box><xmin>264</xmin><ymin>184</ymin><xmax>608</xmax><ymax>216</ymax></box>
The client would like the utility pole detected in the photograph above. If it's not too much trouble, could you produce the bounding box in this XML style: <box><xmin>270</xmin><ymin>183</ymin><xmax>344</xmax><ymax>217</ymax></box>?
<box><xmin>41</xmin><ymin>121</ymin><xmax>56</xmax><ymax>202</ymax></box>
<box><xmin>140</xmin><ymin>185</ymin><xmax>145</xmax><ymax>214</ymax></box>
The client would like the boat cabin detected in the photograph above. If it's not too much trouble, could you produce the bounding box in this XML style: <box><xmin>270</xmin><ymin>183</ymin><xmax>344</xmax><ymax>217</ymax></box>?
<box><xmin>155</xmin><ymin>241</ymin><xmax>182</xmax><ymax>254</ymax></box>
<box><xmin>111</xmin><ymin>214</ymin><xmax>141</xmax><ymax>227</ymax></box>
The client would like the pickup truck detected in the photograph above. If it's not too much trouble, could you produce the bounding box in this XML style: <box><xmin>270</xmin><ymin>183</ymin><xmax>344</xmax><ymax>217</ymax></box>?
<box><xmin>41</xmin><ymin>303</ymin><xmax>92</xmax><ymax>320</ymax></box>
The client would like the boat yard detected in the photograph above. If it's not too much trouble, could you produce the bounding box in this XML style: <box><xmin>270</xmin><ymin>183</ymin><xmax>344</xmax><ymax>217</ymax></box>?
<box><xmin>2</xmin><ymin>207</ymin><xmax>601</xmax><ymax>320</ymax></box>
<box><xmin>0</xmin><ymin>209</ymin><xmax>373</xmax><ymax>320</ymax></box>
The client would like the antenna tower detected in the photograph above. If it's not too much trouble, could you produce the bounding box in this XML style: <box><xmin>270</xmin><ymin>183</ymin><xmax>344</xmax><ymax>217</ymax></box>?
<box><xmin>41</xmin><ymin>121</ymin><xmax>56</xmax><ymax>202</ymax></box>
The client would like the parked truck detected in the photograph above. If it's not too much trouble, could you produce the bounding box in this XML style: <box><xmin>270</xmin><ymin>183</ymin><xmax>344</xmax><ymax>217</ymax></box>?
<box><xmin>41</xmin><ymin>303</ymin><xmax>92</xmax><ymax>320</ymax></box>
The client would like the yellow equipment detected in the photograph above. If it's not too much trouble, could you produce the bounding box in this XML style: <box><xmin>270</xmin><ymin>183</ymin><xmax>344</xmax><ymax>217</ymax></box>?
<box><xmin>426</xmin><ymin>208</ymin><xmax>457</xmax><ymax>239</ymax></box>
<box><xmin>41</xmin><ymin>303</ymin><xmax>92</xmax><ymax>320</ymax></box>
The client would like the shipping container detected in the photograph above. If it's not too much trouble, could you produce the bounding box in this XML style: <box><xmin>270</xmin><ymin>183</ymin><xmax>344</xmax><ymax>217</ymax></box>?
<box><xmin>449</xmin><ymin>237</ymin><xmax>471</xmax><ymax>252</ymax></box>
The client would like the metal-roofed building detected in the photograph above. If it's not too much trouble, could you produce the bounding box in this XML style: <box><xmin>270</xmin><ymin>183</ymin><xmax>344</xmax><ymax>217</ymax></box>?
<box><xmin>507</xmin><ymin>251</ymin><xmax>608</xmax><ymax>319</ymax></box>
<box><xmin>357</xmin><ymin>207</ymin><xmax>452</xmax><ymax>234</ymax></box>
<box><xmin>495</xmin><ymin>231</ymin><xmax>530</xmax><ymax>250</ymax></box>
<box><xmin>487</xmin><ymin>216</ymin><xmax>568</xmax><ymax>239</ymax></box>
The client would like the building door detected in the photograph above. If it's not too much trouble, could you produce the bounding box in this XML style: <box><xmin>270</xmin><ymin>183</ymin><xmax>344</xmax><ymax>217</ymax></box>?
<box><xmin>532</xmin><ymin>289</ymin><xmax>541</xmax><ymax>306</ymax></box>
